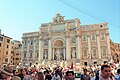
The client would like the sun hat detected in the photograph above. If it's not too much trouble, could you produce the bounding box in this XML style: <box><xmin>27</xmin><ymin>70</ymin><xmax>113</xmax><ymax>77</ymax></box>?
<box><xmin>0</xmin><ymin>67</ymin><xmax>13</xmax><ymax>76</ymax></box>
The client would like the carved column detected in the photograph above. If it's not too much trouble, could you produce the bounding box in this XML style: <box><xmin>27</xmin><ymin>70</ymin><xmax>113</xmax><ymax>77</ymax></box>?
<box><xmin>63</xmin><ymin>48</ymin><xmax>66</xmax><ymax>60</ymax></box>
<box><xmin>76</xmin><ymin>31</ymin><xmax>82</xmax><ymax>63</ymax></box>
<box><xmin>87</xmin><ymin>34</ymin><xmax>91</xmax><ymax>64</ymax></box>
<box><xmin>38</xmin><ymin>38</ymin><xmax>43</xmax><ymax>62</ymax></box>
<box><xmin>106</xmin><ymin>32</ymin><xmax>111</xmax><ymax>60</ymax></box>
<box><xmin>27</xmin><ymin>39</ymin><xmax>30</xmax><ymax>65</ymax></box>
<box><xmin>48</xmin><ymin>37</ymin><xmax>52</xmax><ymax>60</ymax></box>
<box><xmin>96</xmin><ymin>31</ymin><xmax>101</xmax><ymax>59</ymax></box>
<box><xmin>87</xmin><ymin>35</ymin><xmax>91</xmax><ymax>54</ymax></box>
<box><xmin>66</xmin><ymin>36</ymin><xmax>70</xmax><ymax>60</ymax></box>
<box><xmin>33</xmin><ymin>39</ymin><xmax>36</xmax><ymax>62</ymax></box>
<box><xmin>21</xmin><ymin>40</ymin><xmax>24</xmax><ymax>64</ymax></box>
<box><xmin>76</xmin><ymin>35</ymin><xmax>80</xmax><ymax>59</ymax></box>
<box><xmin>52</xmin><ymin>48</ymin><xmax>55</xmax><ymax>60</ymax></box>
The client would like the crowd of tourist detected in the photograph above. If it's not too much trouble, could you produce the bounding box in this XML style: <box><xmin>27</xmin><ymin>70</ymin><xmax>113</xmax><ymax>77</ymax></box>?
<box><xmin>0</xmin><ymin>62</ymin><xmax>120</xmax><ymax>80</ymax></box>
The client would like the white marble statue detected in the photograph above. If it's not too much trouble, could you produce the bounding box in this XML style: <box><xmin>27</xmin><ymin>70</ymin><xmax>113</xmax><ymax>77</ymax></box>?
<box><xmin>44</xmin><ymin>50</ymin><xmax>48</xmax><ymax>59</ymax></box>
<box><xmin>71</xmin><ymin>48</ymin><xmax>76</xmax><ymax>58</ymax></box>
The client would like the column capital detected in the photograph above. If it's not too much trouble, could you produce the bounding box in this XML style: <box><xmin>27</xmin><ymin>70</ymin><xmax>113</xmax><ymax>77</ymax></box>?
<box><xmin>65</xmin><ymin>35</ymin><xmax>70</xmax><ymax>38</ymax></box>
<box><xmin>75</xmin><ymin>35</ymin><xmax>78</xmax><ymax>37</ymax></box>
<box><xmin>105</xmin><ymin>33</ymin><xmax>109</xmax><ymax>35</ymax></box>
<box><xmin>39</xmin><ymin>38</ymin><xmax>43</xmax><ymax>41</ymax></box>
<box><xmin>39</xmin><ymin>37</ymin><xmax>43</xmax><ymax>41</ymax></box>
<box><xmin>48</xmin><ymin>37</ymin><xmax>52</xmax><ymax>40</ymax></box>
<box><xmin>96</xmin><ymin>34</ymin><xmax>100</xmax><ymax>36</ymax></box>
<box><xmin>87</xmin><ymin>34</ymin><xmax>90</xmax><ymax>37</ymax></box>
<box><xmin>75</xmin><ymin>35</ymin><xmax>82</xmax><ymax>38</ymax></box>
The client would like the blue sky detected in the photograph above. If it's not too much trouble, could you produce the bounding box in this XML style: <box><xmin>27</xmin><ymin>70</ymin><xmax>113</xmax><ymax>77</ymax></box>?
<box><xmin>0</xmin><ymin>0</ymin><xmax>120</xmax><ymax>43</ymax></box>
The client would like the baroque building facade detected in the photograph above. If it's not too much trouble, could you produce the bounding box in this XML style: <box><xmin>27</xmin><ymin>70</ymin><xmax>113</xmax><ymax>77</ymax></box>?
<box><xmin>11</xmin><ymin>40</ymin><xmax>22</xmax><ymax>65</ymax></box>
<box><xmin>0</xmin><ymin>30</ymin><xmax>12</xmax><ymax>65</ymax></box>
<box><xmin>22</xmin><ymin>14</ymin><xmax>111</xmax><ymax>67</ymax></box>
<box><xmin>0</xmin><ymin>30</ymin><xmax>22</xmax><ymax>66</ymax></box>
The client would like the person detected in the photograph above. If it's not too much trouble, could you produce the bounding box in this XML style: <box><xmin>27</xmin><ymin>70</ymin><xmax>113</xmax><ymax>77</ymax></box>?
<box><xmin>18</xmin><ymin>69</ymin><xmax>24</xmax><ymax>80</ymax></box>
<box><xmin>91</xmin><ymin>70</ymin><xmax>100</xmax><ymax>80</ymax></box>
<box><xmin>81</xmin><ymin>69</ymin><xmax>90</xmax><ymax>80</ymax></box>
<box><xmin>89</xmin><ymin>68</ymin><xmax>94</xmax><ymax>78</ymax></box>
<box><xmin>52</xmin><ymin>71</ymin><xmax>61</xmax><ymax>80</ymax></box>
<box><xmin>0</xmin><ymin>67</ymin><xmax>13</xmax><ymax>80</ymax></box>
<box><xmin>38</xmin><ymin>72</ymin><xmax>45</xmax><ymax>80</ymax></box>
<box><xmin>11</xmin><ymin>69</ymin><xmax>21</xmax><ymax>80</ymax></box>
<box><xmin>99</xmin><ymin>65</ymin><xmax>112</xmax><ymax>80</ymax></box>
<box><xmin>65</xmin><ymin>70</ymin><xmax>75</xmax><ymax>80</ymax></box>
<box><xmin>22</xmin><ymin>68</ymin><xmax>31</xmax><ymax>80</ymax></box>
<box><xmin>114</xmin><ymin>68</ymin><xmax>120</xmax><ymax>80</ymax></box>
<box><xmin>45</xmin><ymin>70</ymin><xmax>52</xmax><ymax>80</ymax></box>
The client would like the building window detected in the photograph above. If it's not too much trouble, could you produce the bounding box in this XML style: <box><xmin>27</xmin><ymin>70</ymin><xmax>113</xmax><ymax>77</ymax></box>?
<box><xmin>31</xmin><ymin>40</ymin><xmax>33</xmax><ymax>45</ymax></box>
<box><xmin>29</xmin><ymin>50</ymin><xmax>33</xmax><ymax>58</ymax></box>
<box><xmin>0</xmin><ymin>37</ymin><xmax>2</xmax><ymax>41</ymax></box>
<box><xmin>36</xmin><ymin>50</ymin><xmax>39</xmax><ymax>58</ymax></box>
<box><xmin>5</xmin><ymin>58</ymin><xmax>8</xmax><ymax>62</ymax></box>
<box><xmin>37</xmin><ymin>52</ymin><xmax>39</xmax><ymax>58</ymax></box>
<box><xmin>30</xmin><ymin>63</ymin><xmax>32</xmax><ymax>66</ymax></box>
<box><xmin>100</xmin><ymin>25</ymin><xmax>103</xmax><ymax>28</ymax></box>
<box><xmin>93</xmin><ymin>49</ymin><xmax>97</xmax><ymax>56</ymax></box>
<box><xmin>91</xmin><ymin>32</ymin><xmax>96</xmax><ymax>40</ymax></box>
<box><xmin>24</xmin><ymin>53</ymin><xmax>26</xmax><ymax>58</ymax></box>
<box><xmin>7</xmin><ymin>45</ymin><xmax>9</xmax><ymax>48</ymax></box>
<box><xmin>82</xmin><ymin>35</ymin><xmax>87</xmax><ymax>41</ymax></box>
<box><xmin>104</xmin><ymin>61</ymin><xmax>107</xmax><ymax>64</ymax></box>
<box><xmin>23</xmin><ymin>51</ymin><xmax>27</xmax><ymax>58</ymax></box>
<box><xmin>101</xmin><ymin>46</ymin><xmax>106</xmax><ymax>56</ymax></box>
<box><xmin>36</xmin><ymin>40</ymin><xmax>39</xmax><ymax>45</ymax></box>
<box><xmin>24</xmin><ymin>41</ymin><xmax>27</xmax><ymax>46</ymax></box>
<box><xmin>83</xmin><ymin>50</ymin><xmax>87</xmax><ymax>57</ymax></box>
<box><xmin>92</xmin><ymin>35</ymin><xmax>95</xmax><ymax>40</ymax></box>
<box><xmin>7</xmin><ymin>39</ymin><xmax>10</xmax><ymax>43</ymax></box>
<box><xmin>0</xmin><ymin>37</ymin><xmax>3</xmax><ymax>41</ymax></box>
<box><xmin>0</xmin><ymin>43</ymin><xmax>1</xmax><ymax>47</ymax></box>
<box><xmin>11</xmin><ymin>51</ymin><xmax>14</xmax><ymax>54</ymax></box>
<box><xmin>6</xmin><ymin>51</ymin><xmax>8</xmax><ymax>55</ymax></box>
<box><xmin>30</xmin><ymin>53</ymin><xmax>32</xmax><ymax>58</ymax></box>
<box><xmin>94</xmin><ymin>62</ymin><xmax>97</xmax><ymax>64</ymax></box>
<box><xmin>84</xmin><ymin>62</ymin><xmax>87</xmax><ymax>66</ymax></box>
<box><xmin>16</xmin><ymin>58</ymin><xmax>19</xmax><ymax>60</ymax></box>
<box><xmin>101</xmin><ymin>33</ymin><xmax>105</xmax><ymax>40</ymax></box>
<box><xmin>16</xmin><ymin>53</ymin><xmax>19</xmax><ymax>55</ymax></box>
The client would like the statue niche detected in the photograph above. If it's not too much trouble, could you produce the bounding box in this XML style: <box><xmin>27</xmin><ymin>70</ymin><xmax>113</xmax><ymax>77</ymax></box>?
<box><xmin>71</xmin><ymin>47</ymin><xmax>76</xmax><ymax>58</ymax></box>
<box><xmin>70</xmin><ymin>37</ymin><xmax>76</xmax><ymax>44</ymax></box>
<box><xmin>54</xmin><ymin>48</ymin><xmax>63</xmax><ymax>60</ymax></box>
<box><xmin>43</xmin><ymin>49</ymin><xmax>48</xmax><ymax>60</ymax></box>
<box><xmin>44</xmin><ymin>40</ymin><xmax>48</xmax><ymax>46</ymax></box>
